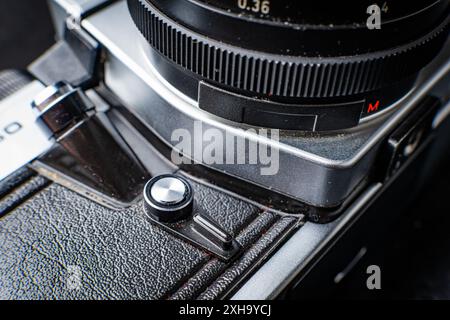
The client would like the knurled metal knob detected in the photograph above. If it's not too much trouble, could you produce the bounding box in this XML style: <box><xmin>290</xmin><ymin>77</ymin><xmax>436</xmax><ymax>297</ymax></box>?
<box><xmin>143</xmin><ymin>174</ymin><xmax>193</xmax><ymax>223</ymax></box>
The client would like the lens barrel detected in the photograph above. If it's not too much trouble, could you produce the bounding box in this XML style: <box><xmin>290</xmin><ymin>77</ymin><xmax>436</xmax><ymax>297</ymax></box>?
<box><xmin>128</xmin><ymin>0</ymin><xmax>450</xmax><ymax>131</ymax></box>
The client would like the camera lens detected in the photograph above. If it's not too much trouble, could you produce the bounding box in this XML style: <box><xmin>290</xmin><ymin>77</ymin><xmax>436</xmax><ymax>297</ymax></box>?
<box><xmin>128</xmin><ymin>0</ymin><xmax>449</xmax><ymax>131</ymax></box>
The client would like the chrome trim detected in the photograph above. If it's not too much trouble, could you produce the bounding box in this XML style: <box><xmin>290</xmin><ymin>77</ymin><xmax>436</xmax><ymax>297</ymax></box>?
<box><xmin>231</xmin><ymin>183</ymin><xmax>383</xmax><ymax>300</ymax></box>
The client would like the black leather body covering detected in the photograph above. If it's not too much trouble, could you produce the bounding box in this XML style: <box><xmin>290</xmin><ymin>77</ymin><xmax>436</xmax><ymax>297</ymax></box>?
<box><xmin>0</xmin><ymin>70</ymin><xmax>300</xmax><ymax>299</ymax></box>
<box><xmin>0</xmin><ymin>169</ymin><xmax>298</xmax><ymax>299</ymax></box>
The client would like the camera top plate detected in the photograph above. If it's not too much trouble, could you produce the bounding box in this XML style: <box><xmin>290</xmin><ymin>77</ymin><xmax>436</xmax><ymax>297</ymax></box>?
<box><xmin>81</xmin><ymin>1</ymin><xmax>450</xmax><ymax>208</ymax></box>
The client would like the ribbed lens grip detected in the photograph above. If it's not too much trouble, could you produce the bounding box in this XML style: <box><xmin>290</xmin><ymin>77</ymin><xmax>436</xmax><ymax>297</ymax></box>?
<box><xmin>128</xmin><ymin>0</ymin><xmax>449</xmax><ymax>99</ymax></box>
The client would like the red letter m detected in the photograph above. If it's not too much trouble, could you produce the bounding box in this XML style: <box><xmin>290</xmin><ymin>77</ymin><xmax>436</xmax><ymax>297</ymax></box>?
<box><xmin>367</xmin><ymin>101</ymin><xmax>380</xmax><ymax>113</ymax></box>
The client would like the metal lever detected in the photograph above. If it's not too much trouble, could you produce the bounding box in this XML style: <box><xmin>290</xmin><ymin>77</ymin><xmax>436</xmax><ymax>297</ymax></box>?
<box><xmin>31</xmin><ymin>82</ymin><xmax>150</xmax><ymax>208</ymax></box>
<box><xmin>192</xmin><ymin>213</ymin><xmax>233</xmax><ymax>251</ymax></box>
<box><xmin>143</xmin><ymin>174</ymin><xmax>241</xmax><ymax>261</ymax></box>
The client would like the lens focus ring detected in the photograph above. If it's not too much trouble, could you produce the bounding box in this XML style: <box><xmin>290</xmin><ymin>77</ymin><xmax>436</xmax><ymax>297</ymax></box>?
<box><xmin>128</xmin><ymin>0</ymin><xmax>449</xmax><ymax>100</ymax></box>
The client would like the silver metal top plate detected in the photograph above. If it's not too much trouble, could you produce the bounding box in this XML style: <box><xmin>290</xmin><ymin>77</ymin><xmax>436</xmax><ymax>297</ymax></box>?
<box><xmin>81</xmin><ymin>1</ymin><xmax>450</xmax><ymax>207</ymax></box>
<box><xmin>0</xmin><ymin>82</ymin><xmax>54</xmax><ymax>182</ymax></box>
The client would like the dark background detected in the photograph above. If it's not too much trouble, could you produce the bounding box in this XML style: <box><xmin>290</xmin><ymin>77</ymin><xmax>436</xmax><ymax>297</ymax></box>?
<box><xmin>0</xmin><ymin>0</ymin><xmax>55</xmax><ymax>70</ymax></box>
<box><xmin>0</xmin><ymin>0</ymin><xmax>449</xmax><ymax>300</ymax></box>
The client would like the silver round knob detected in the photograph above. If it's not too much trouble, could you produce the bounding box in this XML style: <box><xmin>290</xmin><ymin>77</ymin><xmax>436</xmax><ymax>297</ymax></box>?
<box><xmin>143</xmin><ymin>175</ymin><xmax>193</xmax><ymax>223</ymax></box>
<box><xmin>150</xmin><ymin>177</ymin><xmax>187</xmax><ymax>205</ymax></box>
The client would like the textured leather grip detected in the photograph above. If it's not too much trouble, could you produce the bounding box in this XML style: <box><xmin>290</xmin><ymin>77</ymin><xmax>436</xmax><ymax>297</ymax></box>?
<box><xmin>0</xmin><ymin>172</ymin><xmax>298</xmax><ymax>299</ymax></box>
